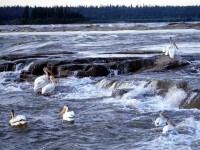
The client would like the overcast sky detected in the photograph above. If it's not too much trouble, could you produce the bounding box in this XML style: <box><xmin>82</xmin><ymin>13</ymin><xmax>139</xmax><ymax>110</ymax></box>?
<box><xmin>1</xmin><ymin>0</ymin><xmax>200</xmax><ymax>7</ymax></box>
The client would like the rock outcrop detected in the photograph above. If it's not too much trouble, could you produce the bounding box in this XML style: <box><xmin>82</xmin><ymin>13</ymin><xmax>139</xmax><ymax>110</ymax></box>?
<box><xmin>0</xmin><ymin>61</ymin><xmax>16</xmax><ymax>72</ymax></box>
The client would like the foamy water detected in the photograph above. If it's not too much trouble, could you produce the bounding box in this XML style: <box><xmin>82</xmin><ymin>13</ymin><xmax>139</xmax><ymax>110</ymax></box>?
<box><xmin>0</xmin><ymin>24</ymin><xmax>200</xmax><ymax>149</ymax></box>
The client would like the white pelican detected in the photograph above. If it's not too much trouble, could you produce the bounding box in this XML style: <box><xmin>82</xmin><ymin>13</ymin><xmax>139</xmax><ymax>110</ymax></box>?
<box><xmin>41</xmin><ymin>75</ymin><xmax>58</xmax><ymax>95</ymax></box>
<box><xmin>33</xmin><ymin>67</ymin><xmax>53</xmax><ymax>92</ymax></box>
<box><xmin>59</xmin><ymin>105</ymin><xmax>74</xmax><ymax>122</ymax></box>
<box><xmin>9</xmin><ymin>109</ymin><xmax>27</xmax><ymax>127</ymax></box>
<box><xmin>162</xmin><ymin>119</ymin><xmax>178</xmax><ymax>135</ymax></box>
<box><xmin>155</xmin><ymin>112</ymin><xmax>169</xmax><ymax>127</ymax></box>
<box><xmin>162</xmin><ymin>37</ymin><xmax>178</xmax><ymax>59</ymax></box>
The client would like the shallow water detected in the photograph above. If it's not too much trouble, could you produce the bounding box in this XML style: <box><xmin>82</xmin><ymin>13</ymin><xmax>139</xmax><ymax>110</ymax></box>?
<box><xmin>0</xmin><ymin>24</ymin><xmax>200</xmax><ymax>150</ymax></box>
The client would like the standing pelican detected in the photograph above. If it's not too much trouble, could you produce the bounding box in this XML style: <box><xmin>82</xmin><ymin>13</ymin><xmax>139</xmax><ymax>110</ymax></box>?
<box><xmin>9</xmin><ymin>109</ymin><xmax>27</xmax><ymax>127</ymax></box>
<box><xmin>162</xmin><ymin>119</ymin><xmax>178</xmax><ymax>135</ymax></box>
<box><xmin>41</xmin><ymin>75</ymin><xmax>58</xmax><ymax>95</ymax></box>
<box><xmin>155</xmin><ymin>112</ymin><xmax>169</xmax><ymax>127</ymax></box>
<box><xmin>162</xmin><ymin>37</ymin><xmax>179</xmax><ymax>59</ymax></box>
<box><xmin>59</xmin><ymin>105</ymin><xmax>74</xmax><ymax>122</ymax></box>
<box><xmin>33</xmin><ymin>67</ymin><xmax>53</xmax><ymax>92</ymax></box>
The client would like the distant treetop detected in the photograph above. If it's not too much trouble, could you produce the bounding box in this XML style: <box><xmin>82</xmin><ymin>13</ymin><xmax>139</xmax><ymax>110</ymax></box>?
<box><xmin>0</xmin><ymin>5</ymin><xmax>200</xmax><ymax>24</ymax></box>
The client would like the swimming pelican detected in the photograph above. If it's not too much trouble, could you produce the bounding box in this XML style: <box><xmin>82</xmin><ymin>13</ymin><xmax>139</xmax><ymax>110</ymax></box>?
<box><xmin>59</xmin><ymin>105</ymin><xmax>74</xmax><ymax>122</ymax></box>
<box><xmin>155</xmin><ymin>112</ymin><xmax>169</xmax><ymax>127</ymax></box>
<box><xmin>41</xmin><ymin>75</ymin><xmax>58</xmax><ymax>95</ymax></box>
<box><xmin>162</xmin><ymin>37</ymin><xmax>178</xmax><ymax>59</ymax></box>
<box><xmin>162</xmin><ymin>119</ymin><xmax>178</xmax><ymax>135</ymax></box>
<box><xmin>33</xmin><ymin>67</ymin><xmax>53</xmax><ymax>92</ymax></box>
<box><xmin>9</xmin><ymin>109</ymin><xmax>27</xmax><ymax>127</ymax></box>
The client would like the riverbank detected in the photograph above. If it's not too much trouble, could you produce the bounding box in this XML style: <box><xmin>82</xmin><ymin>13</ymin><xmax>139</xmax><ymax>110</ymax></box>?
<box><xmin>1</xmin><ymin>22</ymin><xmax>200</xmax><ymax>33</ymax></box>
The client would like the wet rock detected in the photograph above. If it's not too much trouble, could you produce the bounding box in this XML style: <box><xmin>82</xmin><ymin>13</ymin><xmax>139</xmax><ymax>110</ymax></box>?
<box><xmin>176</xmin><ymin>81</ymin><xmax>188</xmax><ymax>90</ymax></box>
<box><xmin>46</xmin><ymin>60</ymin><xmax>69</xmax><ymax>74</ymax></box>
<box><xmin>57</xmin><ymin>64</ymin><xmax>84</xmax><ymax>77</ymax></box>
<box><xmin>2</xmin><ymin>52</ymin><xmax>192</xmax><ymax>82</ymax></box>
<box><xmin>76</xmin><ymin>65</ymin><xmax>110</xmax><ymax>77</ymax></box>
<box><xmin>0</xmin><ymin>61</ymin><xmax>15</xmax><ymax>72</ymax></box>
<box><xmin>180</xmin><ymin>92</ymin><xmax>200</xmax><ymax>109</ymax></box>
<box><xmin>58</xmin><ymin>70</ymin><xmax>73</xmax><ymax>77</ymax></box>
<box><xmin>112</xmin><ymin>89</ymin><xmax>130</xmax><ymax>98</ymax></box>
<box><xmin>110</xmin><ymin>58</ymin><xmax>154</xmax><ymax>74</ymax></box>
<box><xmin>0</xmin><ymin>51</ymin><xmax>74</xmax><ymax>61</ymax></box>
<box><xmin>28</xmin><ymin>60</ymin><xmax>69</xmax><ymax>75</ymax></box>
<box><xmin>127</xmin><ymin>59</ymin><xmax>155</xmax><ymax>72</ymax></box>
<box><xmin>28</xmin><ymin>60</ymin><xmax>49</xmax><ymax>75</ymax></box>
<box><xmin>146</xmin><ymin>55</ymin><xmax>189</xmax><ymax>72</ymax></box>
<box><xmin>19</xmin><ymin>70</ymin><xmax>35</xmax><ymax>82</ymax></box>
<box><xmin>58</xmin><ymin>64</ymin><xmax>84</xmax><ymax>72</ymax></box>
<box><xmin>146</xmin><ymin>80</ymin><xmax>190</xmax><ymax>96</ymax></box>
<box><xmin>165</xmin><ymin>59</ymin><xmax>189</xmax><ymax>70</ymax></box>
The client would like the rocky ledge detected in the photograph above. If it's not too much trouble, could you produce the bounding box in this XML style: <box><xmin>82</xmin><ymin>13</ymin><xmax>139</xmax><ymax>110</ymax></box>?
<box><xmin>0</xmin><ymin>50</ymin><xmax>199</xmax><ymax>109</ymax></box>
<box><xmin>0</xmin><ymin>50</ymin><xmax>192</xmax><ymax>81</ymax></box>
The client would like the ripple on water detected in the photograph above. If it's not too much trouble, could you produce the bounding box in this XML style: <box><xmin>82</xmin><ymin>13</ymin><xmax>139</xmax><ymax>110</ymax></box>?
<box><xmin>0</xmin><ymin>27</ymin><xmax>200</xmax><ymax>149</ymax></box>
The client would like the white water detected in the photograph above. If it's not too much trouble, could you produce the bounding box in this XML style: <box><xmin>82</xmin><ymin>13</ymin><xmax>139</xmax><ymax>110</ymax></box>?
<box><xmin>0</xmin><ymin>68</ymin><xmax>199</xmax><ymax>149</ymax></box>
<box><xmin>54</xmin><ymin>77</ymin><xmax>111</xmax><ymax>100</ymax></box>
<box><xmin>137</xmin><ymin>117</ymin><xmax>200</xmax><ymax>150</ymax></box>
<box><xmin>1</xmin><ymin>29</ymin><xmax>200</xmax><ymax>58</ymax></box>
<box><xmin>0</xmin><ymin>25</ymin><xmax>200</xmax><ymax>149</ymax></box>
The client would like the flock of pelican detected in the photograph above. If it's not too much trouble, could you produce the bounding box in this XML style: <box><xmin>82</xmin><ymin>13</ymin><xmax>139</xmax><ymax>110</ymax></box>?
<box><xmin>10</xmin><ymin>67</ymin><xmax>74</xmax><ymax>127</ymax></box>
<box><xmin>33</xmin><ymin>67</ymin><xmax>58</xmax><ymax>95</ymax></box>
<box><xmin>155</xmin><ymin>112</ymin><xmax>178</xmax><ymax>135</ymax></box>
<box><xmin>9</xmin><ymin>38</ymin><xmax>180</xmax><ymax>135</ymax></box>
<box><xmin>9</xmin><ymin>109</ymin><xmax>178</xmax><ymax>135</ymax></box>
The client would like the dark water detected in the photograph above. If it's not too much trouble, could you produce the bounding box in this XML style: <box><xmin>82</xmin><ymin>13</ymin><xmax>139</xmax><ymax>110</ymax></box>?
<box><xmin>0</xmin><ymin>24</ymin><xmax>200</xmax><ymax>149</ymax></box>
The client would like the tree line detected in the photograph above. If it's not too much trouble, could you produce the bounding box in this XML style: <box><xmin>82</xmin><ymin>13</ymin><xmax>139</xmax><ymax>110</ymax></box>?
<box><xmin>0</xmin><ymin>5</ymin><xmax>200</xmax><ymax>24</ymax></box>
<box><xmin>70</xmin><ymin>5</ymin><xmax>200</xmax><ymax>22</ymax></box>
<box><xmin>0</xmin><ymin>6</ymin><xmax>86</xmax><ymax>24</ymax></box>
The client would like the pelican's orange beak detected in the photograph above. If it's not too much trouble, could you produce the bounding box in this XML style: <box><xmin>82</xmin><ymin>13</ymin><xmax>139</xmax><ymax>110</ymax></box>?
<box><xmin>51</xmin><ymin>76</ymin><xmax>59</xmax><ymax>83</ymax></box>
<box><xmin>170</xmin><ymin>37</ymin><xmax>178</xmax><ymax>49</ymax></box>
<box><xmin>59</xmin><ymin>106</ymin><xmax>66</xmax><ymax>115</ymax></box>
<box><xmin>173</xmin><ymin>42</ymin><xmax>178</xmax><ymax>49</ymax></box>
<box><xmin>168</xmin><ymin>119</ymin><xmax>176</xmax><ymax>127</ymax></box>
<box><xmin>159</xmin><ymin>112</ymin><xmax>169</xmax><ymax>119</ymax></box>
<box><xmin>47</xmin><ymin>69</ymin><xmax>53</xmax><ymax>75</ymax></box>
<box><xmin>10</xmin><ymin>109</ymin><xmax>14</xmax><ymax>119</ymax></box>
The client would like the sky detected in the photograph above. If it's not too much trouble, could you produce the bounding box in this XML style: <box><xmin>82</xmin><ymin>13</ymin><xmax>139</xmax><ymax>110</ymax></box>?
<box><xmin>0</xmin><ymin>0</ymin><xmax>200</xmax><ymax>7</ymax></box>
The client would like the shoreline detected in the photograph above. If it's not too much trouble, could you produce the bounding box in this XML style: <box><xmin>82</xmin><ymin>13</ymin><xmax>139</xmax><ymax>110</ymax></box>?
<box><xmin>0</xmin><ymin>22</ymin><xmax>200</xmax><ymax>33</ymax></box>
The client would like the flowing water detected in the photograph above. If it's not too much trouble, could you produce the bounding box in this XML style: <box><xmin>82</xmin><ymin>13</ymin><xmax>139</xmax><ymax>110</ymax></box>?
<box><xmin>0</xmin><ymin>23</ymin><xmax>200</xmax><ymax>150</ymax></box>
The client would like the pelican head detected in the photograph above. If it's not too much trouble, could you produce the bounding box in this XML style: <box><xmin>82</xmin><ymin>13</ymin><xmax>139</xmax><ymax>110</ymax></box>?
<box><xmin>59</xmin><ymin>106</ymin><xmax>68</xmax><ymax>115</ymax></box>
<box><xmin>10</xmin><ymin>109</ymin><xmax>14</xmax><ymax>120</ymax></box>
<box><xmin>169</xmin><ymin>37</ymin><xmax>172</xmax><ymax>42</ymax></box>
<box><xmin>167</xmin><ymin>119</ymin><xmax>176</xmax><ymax>127</ymax></box>
<box><xmin>155</xmin><ymin>111</ymin><xmax>169</xmax><ymax>127</ymax></box>
<box><xmin>169</xmin><ymin>37</ymin><xmax>178</xmax><ymax>49</ymax></box>
<box><xmin>43</xmin><ymin>67</ymin><xmax>53</xmax><ymax>75</ymax></box>
<box><xmin>159</xmin><ymin>112</ymin><xmax>169</xmax><ymax>119</ymax></box>
<box><xmin>50</xmin><ymin>75</ymin><xmax>58</xmax><ymax>83</ymax></box>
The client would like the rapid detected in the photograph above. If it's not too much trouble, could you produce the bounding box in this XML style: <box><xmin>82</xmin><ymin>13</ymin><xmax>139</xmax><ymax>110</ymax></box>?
<box><xmin>0</xmin><ymin>23</ymin><xmax>200</xmax><ymax>149</ymax></box>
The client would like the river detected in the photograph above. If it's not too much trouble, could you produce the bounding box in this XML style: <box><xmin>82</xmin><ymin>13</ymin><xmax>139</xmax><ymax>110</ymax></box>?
<box><xmin>0</xmin><ymin>23</ymin><xmax>200</xmax><ymax>150</ymax></box>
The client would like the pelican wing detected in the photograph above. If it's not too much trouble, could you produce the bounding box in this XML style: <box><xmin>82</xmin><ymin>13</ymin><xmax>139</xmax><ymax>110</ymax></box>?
<box><xmin>155</xmin><ymin>117</ymin><xmax>167</xmax><ymax>127</ymax></box>
<box><xmin>10</xmin><ymin>115</ymin><xmax>26</xmax><ymax>124</ymax></box>
<box><xmin>34</xmin><ymin>75</ymin><xmax>49</xmax><ymax>91</ymax></box>
<box><xmin>162</xmin><ymin>125</ymin><xmax>177</xmax><ymax>134</ymax></box>
<box><xmin>169</xmin><ymin>46</ymin><xmax>176</xmax><ymax>58</ymax></box>
<box><xmin>63</xmin><ymin>111</ymin><xmax>74</xmax><ymax>118</ymax></box>
<box><xmin>34</xmin><ymin>75</ymin><xmax>45</xmax><ymax>85</ymax></box>
<box><xmin>162</xmin><ymin>44</ymin><xmax>168</xmax><ymax>52</ymax></box>
<box><xmin>63</xmin><ymin>117</ymin><xmax>74</xmax><ymax>122</ymax></box>
<box><xmin>159</xmin><ymin>112</ymin><xmax>169</xmax><ymax>119</ymax></box>
<box><xmin>41</xmin><ymin>83</ymin><xmax>55</xmax><ymax>94</ymax></box>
